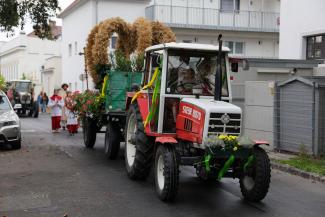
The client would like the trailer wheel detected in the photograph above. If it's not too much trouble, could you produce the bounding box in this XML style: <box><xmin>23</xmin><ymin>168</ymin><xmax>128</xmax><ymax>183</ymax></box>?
<box><xmin>125</xmin><ymin>103</ymin><xmax>153</xmax><ymax>180</ymax></box>
<box><xmin>155</xmin><ymin>144</ymin><xmax>179</xmax><ymax>202</ymax></box>
<box><xmin>240</xmin><ymin>147</ymin><xmax>271</xmax><ymax>202</ymax></box>
<box><xmin>83</xmin><ymin>118</ymin><xmax>97</xmax><ymax>148</ymax></box>
<box><xmin>104</xmin><ymin>123</ymin><xmax>121</xmax><ymax>159</ymax></box>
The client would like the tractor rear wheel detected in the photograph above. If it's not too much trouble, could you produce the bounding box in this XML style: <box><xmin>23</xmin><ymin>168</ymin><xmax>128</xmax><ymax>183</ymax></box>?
<box><xmin>240</xmin><ymin>147</ymin><xmax>271</xmax><ymax>202</ymax></box>
<box><xmin>154</xmin><ymin>144</ymin><xmax>179</xmax><ymax>202</ymax></box>
<box><xmin>104</xmin><ymin>123</ymin><xmax>121</xmax><ymax>160</ymax></box>
<box><xmin>125</xmin><ymin>103</ymin><xmax>153</xmax><ymax>180</ymax></box>
<box><xmin>83</xmin><ymin>118</ymin><xmax>97</xmax><ymax>148</ymax></box>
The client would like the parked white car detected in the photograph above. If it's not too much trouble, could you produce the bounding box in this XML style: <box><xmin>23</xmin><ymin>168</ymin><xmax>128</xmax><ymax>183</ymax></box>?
<box><xmin>0</xmin><ymin>91</ymin><xmax>21</xmax><ymax>149</ymax></box>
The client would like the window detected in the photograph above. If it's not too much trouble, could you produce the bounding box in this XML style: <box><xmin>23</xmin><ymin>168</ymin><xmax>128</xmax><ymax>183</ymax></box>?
<box><xmin>221</xmin><ymin>0</ymin><xmax>240</xmax><ymax>11</ymax></box>
<box><xmin>111</xmin><ymin>36</ymin><xmax>117</xmax><ymax>50</ymax></box>
<box><xmin>166</xmin><ymin>49</ymin><xmax>228</xmax><ymax>97</ymax></box>
<box><xmin>182</xmin><ymin>40</ymin><xmax>193</xmax><ymax>43</ymax></box>
<box><xmin>75</xmin><ymin>42</ymin><xmax>78</xmax><ymax>55</ymax></box>
<box><xmin>68</xmin><ymin>44</ymin><xmax>72</xmax><ymax>57</ymax></box>
<box><xmin>307</xmin><ymin>34</ymin><xmax>325</xmax><ymax>60</ymax></box>
<box><xmin>225</xmin><ymin>41</ymin><xmax>244</xmax><ymax>55</ymax></box>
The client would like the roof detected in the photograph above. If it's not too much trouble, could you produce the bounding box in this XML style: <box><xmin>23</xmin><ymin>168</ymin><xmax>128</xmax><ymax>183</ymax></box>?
<box><xmin>27</xmin><ymin>21</ymin><xmax>62</xmax><ymax>39</ymax></box>
<box><xmin>145</xmin><ymin>42</ymin><xmax>231</xmax><ymax>52</ymax></box>
<box><xmin>58</xmin><ymin>0</ymin><xmax>86</xmax><ymax>18</ymax></box>
<box><xmin>277</xmin><ymin>76</ymin><xmax>325</xmax><ymax>87</ymax></box>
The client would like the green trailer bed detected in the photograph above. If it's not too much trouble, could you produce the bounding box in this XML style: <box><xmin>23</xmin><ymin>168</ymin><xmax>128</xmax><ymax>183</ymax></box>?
<box><xmin>105</xmin><ymin>70</ymin><xmax>142</xmax><ymax>112</ymax></box>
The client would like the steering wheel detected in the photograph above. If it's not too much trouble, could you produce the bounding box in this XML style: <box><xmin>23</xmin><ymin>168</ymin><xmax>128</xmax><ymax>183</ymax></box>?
<box><xmin>175</xmin><ymin>82</ymin><xmax>198</xmax><ymax>94</ymax></box>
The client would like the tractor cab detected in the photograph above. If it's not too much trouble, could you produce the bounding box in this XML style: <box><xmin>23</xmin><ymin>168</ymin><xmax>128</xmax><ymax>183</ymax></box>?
<box><xmin>140</xmin><ymin>42</ymin><xmax>242</xmax><ymax>146</ymax></box>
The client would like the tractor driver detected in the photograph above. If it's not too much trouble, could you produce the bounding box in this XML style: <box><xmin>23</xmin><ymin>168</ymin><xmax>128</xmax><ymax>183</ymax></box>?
<box><xmin>167</xmin><ymin>55</ymin><xmax>197</xmax><ymax>94</ymax></box>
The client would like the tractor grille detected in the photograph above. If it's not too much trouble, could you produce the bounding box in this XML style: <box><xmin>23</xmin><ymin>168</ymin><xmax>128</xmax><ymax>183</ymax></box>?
<box><xmin>208</xmin><ymin>113</ymin><xmax>241</xmax><ymax>136</ymax></box>
<box><xmin>184</xmin><ymin>118</ymin><xmax>192</xmax><ymax>131</ymax></box>
<box><xmin>20</xmin><ymin>95</ymin><xmax>31</xmax><ymax>104</ymax></box>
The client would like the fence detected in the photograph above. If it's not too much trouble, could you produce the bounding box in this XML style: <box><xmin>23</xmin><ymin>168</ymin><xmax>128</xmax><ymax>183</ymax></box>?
<box><xmin>274</xmin><ymin>77</ymin><xmax>325</xmax><ymax>156</ymax></box>
<box><xmin>145</xmin><ymin>5</ymin><xmax>280</xmax><ymax>32</ymax></box>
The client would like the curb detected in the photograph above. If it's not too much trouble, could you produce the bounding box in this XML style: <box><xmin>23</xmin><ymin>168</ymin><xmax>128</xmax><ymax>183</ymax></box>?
<box><xmin>270</xmin><ymin>160</ymin><xmax>325</xmax><ymax>185</ymax></box>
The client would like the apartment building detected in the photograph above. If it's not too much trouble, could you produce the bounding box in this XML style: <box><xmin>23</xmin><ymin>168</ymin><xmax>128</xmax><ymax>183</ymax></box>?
<box><xmin>0</xmin><ymin>32</ymin><xmax>61</xmax><ymax>94</ymax></box>
<box><xmin>279</xmin><ymin>0</ymin><xmax>325</xmax><ymax>60</ymax></box>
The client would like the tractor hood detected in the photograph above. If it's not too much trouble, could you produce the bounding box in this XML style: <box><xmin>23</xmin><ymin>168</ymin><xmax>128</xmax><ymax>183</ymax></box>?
<box><xmin>180</xmin><ymin>98</ymin><xmax>242</xmax><ymax>147</ymax></box>
<box><xmin>181</xmin><ymin>98</ymin><xmax>242</xmax><ymax>114</ymax></box>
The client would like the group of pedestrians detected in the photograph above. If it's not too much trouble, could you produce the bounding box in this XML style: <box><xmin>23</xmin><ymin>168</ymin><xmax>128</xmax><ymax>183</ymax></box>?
<box><xmin>37</xmin><ymin>91</ymin><xmax>49</xmax><ymax>113</ymax></box>
<box><xmin>39</xmin><ymin>84</ymin><xmax>79</xmax><ymax>135</ymax></box>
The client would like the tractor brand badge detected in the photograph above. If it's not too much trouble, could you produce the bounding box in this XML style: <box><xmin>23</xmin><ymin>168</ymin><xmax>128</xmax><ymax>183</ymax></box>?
<box><xmin>220</xmin><ymin>114</ymin><xmax>230</xmax><ymax>124</ymax></box>
<box><xmin>182</xmin><ymin>105</ymin><xmax>202</xmax><ymax>121</ymax></box>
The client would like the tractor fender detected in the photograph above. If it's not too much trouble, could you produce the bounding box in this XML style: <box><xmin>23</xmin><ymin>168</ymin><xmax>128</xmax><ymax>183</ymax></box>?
<box><xmin>254</xmin><ymin>140</ymin><xmax>269</xmax><ymax>146</ymax></box>
<box><xmin>155</xmin><ymin>137</ymin><xmax>178</xmax><ymax>144</ymax></box>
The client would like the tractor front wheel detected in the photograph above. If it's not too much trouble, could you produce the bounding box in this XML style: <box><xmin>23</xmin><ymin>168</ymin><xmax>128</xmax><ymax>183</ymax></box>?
<box><xmin>125</xmin><ymin>103</ymin><xmax>153</xmax><ymax>180</ymax></box>
<box><xmin>240</xmin><ymin>147</ymin><xmax>271</xmax><ymax>202</ymax></box>
<box><xmin>154</xmin><ymin>144</ymin><xmax>179</xmax><ymax>202</ymax></box>
<box><xmin>104</xmin><ymin>123</ymin><xmax>121</xmax><ymax>159</ymax></box>
<box><xmin>83</xmin><ymin>118</ymin><xmax>97</xmax><ymax>148</ymax></box>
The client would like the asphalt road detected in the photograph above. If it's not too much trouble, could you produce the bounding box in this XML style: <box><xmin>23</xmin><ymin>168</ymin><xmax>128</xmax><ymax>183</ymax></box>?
<box><xmin>0</xmin><ymin>114</ymin><xmax>324</xmax><ymax>217</ymax></box>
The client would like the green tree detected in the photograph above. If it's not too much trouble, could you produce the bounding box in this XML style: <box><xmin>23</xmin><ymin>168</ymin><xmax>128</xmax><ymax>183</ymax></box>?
<box><xmin>0</xmin><ymin>73</ymin><xmax>6</xmax><ymax>90</ymax></box>
<box><xmin>0</xmin><ymin>0</ymin><xmax>60</xmax><ymax>39</ymax></box>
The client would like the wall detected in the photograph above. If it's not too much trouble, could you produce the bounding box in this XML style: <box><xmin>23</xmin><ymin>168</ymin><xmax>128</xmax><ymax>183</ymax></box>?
<box><xmin>97</xmin><ymin>1</ymin><xmax>148</xmax><ymax>23</ymax></box>
<box><xmin>42</xmin><ymin>56</ymin><xmax>62</xmax><ymax>96</ymax></box>
<box><xmin>244</xmin><ymin>81</ymin><xmax>274</xmax><ymax>149</ymax></box>
<box><xmin>61</xmin><ymin>1</ymin><xmax>94</xmax><ymax>92</ymax></box>
<box><xmin>279</xmin><ymin>0</ymin><xmax>325</xmax><ymax>59</ymax></box>
<box><xmin>173</xmin><ymin>28</ymin><xmax>279</xmax><ymax>58</ymax></box>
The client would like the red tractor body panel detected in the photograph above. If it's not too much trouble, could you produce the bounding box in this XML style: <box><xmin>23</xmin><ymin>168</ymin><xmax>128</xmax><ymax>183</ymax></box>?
<box><xmin>176</xmin><ymin>101</ymin><xmax>205</xmax><ymax>144</ymax></box>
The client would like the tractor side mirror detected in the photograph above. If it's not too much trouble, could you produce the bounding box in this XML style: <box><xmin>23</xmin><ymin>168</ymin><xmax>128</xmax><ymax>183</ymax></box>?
<box><xmin>231</xmin><ymin>62</ymin><xmax>239</xmax><ymax>73</ymax></box>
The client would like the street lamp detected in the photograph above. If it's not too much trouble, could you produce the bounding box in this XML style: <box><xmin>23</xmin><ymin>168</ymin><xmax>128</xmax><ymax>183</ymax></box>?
<box><xmin>79</xmin><ymin>47</ymin><xmax>89</xmax><ymax>90</ymax></box>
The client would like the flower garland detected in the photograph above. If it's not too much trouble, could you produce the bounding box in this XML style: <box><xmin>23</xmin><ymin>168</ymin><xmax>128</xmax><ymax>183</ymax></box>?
<box><xmin>85</xmin><ymin>17</ymin><xmax>176</xmax><ymax>86</ymax></box>
<box><xmin>203</xmin><ymin>135</ymin><xmax>255</xmax><ymax>180</ymax></box>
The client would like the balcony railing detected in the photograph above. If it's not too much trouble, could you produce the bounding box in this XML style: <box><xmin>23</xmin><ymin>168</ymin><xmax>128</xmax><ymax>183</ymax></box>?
<box><xmin>145</xmin><ymin>5</ymin><xmax>280</xmax><ymax>32</ymax></box>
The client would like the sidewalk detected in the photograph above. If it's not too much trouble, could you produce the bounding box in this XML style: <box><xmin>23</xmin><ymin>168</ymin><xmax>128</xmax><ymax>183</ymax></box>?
<box><xmin>267</xmin><ymin>150</ymin><xmax>325</xmax><ymax>185</ymax></box>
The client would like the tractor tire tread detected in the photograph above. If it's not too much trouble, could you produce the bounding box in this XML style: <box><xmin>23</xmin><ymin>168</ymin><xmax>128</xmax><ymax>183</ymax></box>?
<box><xmin>240</xmin><ymin>146</ymin><xmax>271</xmax><ymax>202</ymax></box>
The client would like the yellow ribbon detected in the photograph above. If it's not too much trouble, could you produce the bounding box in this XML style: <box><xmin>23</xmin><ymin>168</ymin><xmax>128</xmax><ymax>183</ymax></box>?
<box><xmin>131</xmin><ymin>67</ymin><xmax>159</xmax><ymax>103</ymax></box>
<box><xmin>101</xmin><ymin>75</ymin><xmax>109</xmax><ymax>97</ymax></box>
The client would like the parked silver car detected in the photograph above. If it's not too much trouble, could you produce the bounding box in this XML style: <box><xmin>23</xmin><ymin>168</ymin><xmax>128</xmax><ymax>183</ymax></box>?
<box><xmin>0</xmin><ymin>91</ymin><xmax>21</xmax><ymax>149</ymax></box>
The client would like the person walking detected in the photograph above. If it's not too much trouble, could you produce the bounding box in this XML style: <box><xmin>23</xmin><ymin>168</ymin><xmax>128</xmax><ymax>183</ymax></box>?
<box><xmin>65</xmin><ymin>91</ymin><xmax>79</xmax><ymax>135</ymax></box>
<box><xmin>58</xmin><ymin>83</ymin><xmax>69</xmax><ymax>130</ymax></box>
<box><xmin>48</xmin><ymin>88</ymin><xmax>64</xmax><ymax>133</ymax></box>
<box><xmin>37</xmin><ymin>91</ymin><xmax>43</xmax><ymax>111</ymax></box>
<box><xmin>41</xmin><ymin>92</ymin><xmax>49</xmax><ymax>113</ymax></box>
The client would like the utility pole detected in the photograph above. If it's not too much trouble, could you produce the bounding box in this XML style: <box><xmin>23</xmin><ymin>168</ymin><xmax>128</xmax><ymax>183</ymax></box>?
<box><xmin>79</xmin><ymin>47</ymin><xmax>89</xmax><ymax>90</ymax></box>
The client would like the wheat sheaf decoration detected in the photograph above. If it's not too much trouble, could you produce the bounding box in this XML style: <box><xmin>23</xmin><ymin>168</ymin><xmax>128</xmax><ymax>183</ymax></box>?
<box><xmin>85</xmin><ymin>17</ymin><xmax>176</xmax><ymax>85</ymax></box>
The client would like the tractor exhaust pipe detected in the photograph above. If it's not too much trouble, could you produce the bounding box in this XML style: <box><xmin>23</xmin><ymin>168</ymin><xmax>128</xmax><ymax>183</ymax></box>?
<box><xmin>215</xmin><ymin>34</ymin><xmax>223</xmax><ymax>101</ymax></box>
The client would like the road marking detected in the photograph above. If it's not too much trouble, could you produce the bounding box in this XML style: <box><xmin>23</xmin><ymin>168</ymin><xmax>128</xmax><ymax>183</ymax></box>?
<box><xmin>21</xmin><ymin>129</ymin><xmax>36</xmax><ymax>133</ymax></box>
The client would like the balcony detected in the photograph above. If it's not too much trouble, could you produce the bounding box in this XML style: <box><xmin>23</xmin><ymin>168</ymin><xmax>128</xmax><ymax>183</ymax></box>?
<box><xmin>145</xmin><ymin>5</ymin><xmax>280</xmax><ymax>33</ymax></box>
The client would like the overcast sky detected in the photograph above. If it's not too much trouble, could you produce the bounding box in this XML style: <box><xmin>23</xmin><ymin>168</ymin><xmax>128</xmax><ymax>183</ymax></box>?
<box><xmin>0</xmin><ymin>0</ymin><xmax>74</xmax><ymax>41</ymax></box>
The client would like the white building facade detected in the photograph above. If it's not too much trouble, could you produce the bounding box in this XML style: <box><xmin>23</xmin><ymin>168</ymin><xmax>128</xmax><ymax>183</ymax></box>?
<box><xmin>0</xmin><ymin>33</ymin><xmax>61</xmax><ymax>95</ymax></box>
<box><xmin>59</xmin><ymin>0</ymin><xmax>280</xmax><ymax>90</ymax></box>
<box><xmin>279</xmin><ymin>0</ymin><xmax>325</xmax><ymax>60</ymax></box>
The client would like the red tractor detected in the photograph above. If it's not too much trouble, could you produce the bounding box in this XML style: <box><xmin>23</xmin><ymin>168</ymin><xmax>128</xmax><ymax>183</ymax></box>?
<box><xmin>115</xmin><ymin>38</ymin><xmax>271</xmax><ymax>202</ymax></box>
